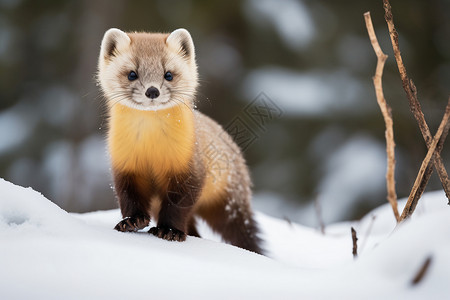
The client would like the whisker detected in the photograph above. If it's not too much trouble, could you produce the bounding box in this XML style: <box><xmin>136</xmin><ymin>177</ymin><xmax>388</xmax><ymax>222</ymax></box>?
<box><xmin>171</xmin><ymin>97</ymin><xmax>194</xmax><ymax>114</ymax></box>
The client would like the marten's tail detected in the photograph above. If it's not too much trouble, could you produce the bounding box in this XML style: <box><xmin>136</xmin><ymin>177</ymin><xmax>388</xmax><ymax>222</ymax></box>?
<box><xmin>197</xmin><ymin>196</ymin><xmax>265</xmax><ymax>255</ymax></box>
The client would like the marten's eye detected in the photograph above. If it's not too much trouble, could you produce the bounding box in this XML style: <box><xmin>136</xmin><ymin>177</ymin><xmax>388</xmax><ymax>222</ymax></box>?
<box><xmin>164</xmin><ymin>71</ymin><xmax>173</xmax><ymax>81</ymax></box>
<box><xmin>128</xmin><ymin>71</ymin><xmax>138</xmax><ymax>81</ymax></box>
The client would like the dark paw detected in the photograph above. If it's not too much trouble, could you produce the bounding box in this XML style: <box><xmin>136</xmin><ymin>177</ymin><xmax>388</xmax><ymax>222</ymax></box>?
<box><xmin>114</xmin><ymin>216</ymin><xmax>150</xmax><ymax>232</ymax></box>
<box><xmin>149</xmin><ymin>226</ymin><xmax>186</xmax><ymax>242</ymax></box>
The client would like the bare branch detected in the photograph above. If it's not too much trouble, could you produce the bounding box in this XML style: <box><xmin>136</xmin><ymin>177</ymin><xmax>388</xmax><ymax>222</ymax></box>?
<box><xmin>383</xmin><ymin>0</ymin><xmax>450</xmax><ymax>201</ymax></box>
<box><xmin>436</xmin><ymin>116</ymin><xmax>450</xmax><ymax>206</ymax></box>
<box><xmin>400</xmin><ymin>99</ymin><xmax>450</xmax><ymax>221</ymax></box>
<box><xmin>364</xmin><ymin>11</ymin><xmax>399</xmax><ymax>222</ymax></box>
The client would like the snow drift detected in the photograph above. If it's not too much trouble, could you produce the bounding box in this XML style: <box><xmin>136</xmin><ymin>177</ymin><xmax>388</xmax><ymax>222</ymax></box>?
<box><xmin>0</xmin><ymin>178</ymin><xmax>449</xmax><ymax>299</ymax></box>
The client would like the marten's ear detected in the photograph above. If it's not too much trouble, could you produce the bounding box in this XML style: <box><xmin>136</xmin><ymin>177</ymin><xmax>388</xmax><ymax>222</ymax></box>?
<box><xmin>166</xmin><ymin>28</ymin><xmax>195</xmax><ymax>61</ymax></box>
<box><xmin>100</xmin><ymin>28</ymin><xmax>131</xmax><ymax>60</ymax></box>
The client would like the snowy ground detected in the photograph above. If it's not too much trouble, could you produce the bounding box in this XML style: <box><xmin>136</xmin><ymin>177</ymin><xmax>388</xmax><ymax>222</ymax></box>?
<box><xmin>1</xmin><ymin>178</ymin><xmax>449</xmax><ymax>299</ymax></box>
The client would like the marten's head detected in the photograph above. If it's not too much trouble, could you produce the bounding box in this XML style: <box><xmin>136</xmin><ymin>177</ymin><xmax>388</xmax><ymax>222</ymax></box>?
<box><xmin>98</xmin><ymin>28</ymin><xmax>198</xmax><ymax>111</ymax></box>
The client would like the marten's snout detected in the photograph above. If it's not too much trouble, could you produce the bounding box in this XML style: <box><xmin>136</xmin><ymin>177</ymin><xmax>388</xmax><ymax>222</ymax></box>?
<box><xmin>145</xmin><ymin>86</ymin><xmax>160</xmax><ymax>99</ymax></box>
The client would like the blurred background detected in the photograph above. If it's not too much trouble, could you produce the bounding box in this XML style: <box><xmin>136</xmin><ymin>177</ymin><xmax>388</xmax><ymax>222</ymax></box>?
<box><xmin>0</xmin><ymin>0</ymin><xmax>448</xmax><ymax>227</ymax></box>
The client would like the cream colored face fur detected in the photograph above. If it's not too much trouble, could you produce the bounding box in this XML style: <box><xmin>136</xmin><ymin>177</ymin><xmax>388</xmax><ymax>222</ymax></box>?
<box><xmin>98</xmin><ymin>28</ymin><xmax>198</xmax><ymax>111</ymax></box>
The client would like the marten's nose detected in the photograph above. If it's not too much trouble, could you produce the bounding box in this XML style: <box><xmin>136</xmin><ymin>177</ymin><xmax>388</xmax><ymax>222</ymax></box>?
<box><xmin>145</xmin><ymin>86</ymin><xmax>160</xmax><ymax>99</ymax></box>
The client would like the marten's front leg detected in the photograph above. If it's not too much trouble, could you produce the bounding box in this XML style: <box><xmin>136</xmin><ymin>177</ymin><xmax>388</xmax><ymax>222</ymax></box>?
<box><xmin>113</xmin><ymin>171</ymin><xmax>150</xmax><ymax>232</ymax></box>
<box><xmin>149</xmin><ymin>174</ymin><xmax>201</xmax><ymax>241</ymax></box>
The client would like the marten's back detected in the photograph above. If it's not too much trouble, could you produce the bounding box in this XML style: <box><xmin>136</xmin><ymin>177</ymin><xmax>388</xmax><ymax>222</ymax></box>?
<box><xmin>194</xmin><ymin>111</ymin><xmax>251</xmax><ymax>209</ymax></box>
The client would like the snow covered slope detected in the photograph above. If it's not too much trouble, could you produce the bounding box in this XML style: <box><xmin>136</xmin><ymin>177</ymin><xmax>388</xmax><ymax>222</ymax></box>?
<box><xmin>0</xmin><ymin>178</ymin><xmax>449</xmax><ymax>299</ymax></box>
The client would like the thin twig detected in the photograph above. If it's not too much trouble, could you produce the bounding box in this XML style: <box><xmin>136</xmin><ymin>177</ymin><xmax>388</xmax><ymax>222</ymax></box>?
<box><xmin>364</xmin><ymin>11</ymin><xmax>399</xmax><ymax>222</ymax></box>
<box><xmin>351</xmin><ymin>227</ymin><xmax>358</xmax><ymax>259</ymax></box>
<box><xmin>400</xmin><ymin>99</ymin><xmax>450</xmax><ymax>221</ymax></box>
<box><xmin>314</xmin><ymin>195</ymin><xmax>325</xmax><ymax>234</ymax></box>
<box><xmin>358</xmin><ymin>215</ymin><xmax>377</xmax><ymax>255</ymax></box>
<box><xmin>411</xmin><ymin>256</ymin><xmax>433</xmax><ymax>285</ymax></box>
<box><xmin>436</xmin><ymin>116</ymin><xmax>450</xmax><ymax>205</ymax></box>
<box><xmin>283</xmin><ymin>216</ymin><xmax>292</xmax><ymax>227</ymax></box>
<box><xmin>383</xmin><ymin>0</ymin><xmax>450</xmax><ymax>201</ymax></box>
<box><xmin>412</xmin><ymin>115</ymin><xmax>450</xmax><ymax>207</ymax></box>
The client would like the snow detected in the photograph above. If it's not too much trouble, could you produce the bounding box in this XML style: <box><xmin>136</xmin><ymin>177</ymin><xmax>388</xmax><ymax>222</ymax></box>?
<box><xmin>1</xmin><ymin>177</ymin><xmax>450</xmax><ymax>299</ymax></box>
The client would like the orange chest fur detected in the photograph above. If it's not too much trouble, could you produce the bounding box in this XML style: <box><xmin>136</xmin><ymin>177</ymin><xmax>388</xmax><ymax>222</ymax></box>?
<box><xmin>108</xmin><ymin>104</ymin><xmax>195</xmax><ymax>178</ymax></box>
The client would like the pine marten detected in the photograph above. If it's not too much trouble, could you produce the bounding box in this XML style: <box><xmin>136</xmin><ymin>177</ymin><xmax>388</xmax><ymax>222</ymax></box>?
<box><xmin>97</xmin><ymin>28</ymin><xmax>263</xmax><ymax>254</ymax></box>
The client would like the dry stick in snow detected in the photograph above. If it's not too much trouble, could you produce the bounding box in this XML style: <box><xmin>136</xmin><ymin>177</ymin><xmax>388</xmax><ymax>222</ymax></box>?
<box><xmin>411</xmin><ymin>256</ymin><xmax>433</xmax><ymax>285</ymax></box>
<box><xmin>351</xmin><ymin>227</ymin><xmax>358</xmax><ymax>258</ymax></box>
<box><xmin>314</xmin><ymin>195</ymin><xmax>325</xmax><ymax>234</ymax></box>
<box><xmin>383</xmin><ymin>0</ymin><xmax>450</xmax><ymax>202</ymax></box>
<box><xmin>364</xmin><ymin>12</ymin><xmax>399</xmax><ymax>222</ymax></box>
<box><xmin>400</xmin><ymin>99</ymin><xmax>450</xmax><ymax>221</ymax></box>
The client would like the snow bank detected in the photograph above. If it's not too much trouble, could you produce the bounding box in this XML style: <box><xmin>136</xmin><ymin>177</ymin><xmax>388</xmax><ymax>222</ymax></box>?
<box><xmin>1</xmin><ymin>178</ymin><xmax>449</xmax><ymax>299</ymax></box>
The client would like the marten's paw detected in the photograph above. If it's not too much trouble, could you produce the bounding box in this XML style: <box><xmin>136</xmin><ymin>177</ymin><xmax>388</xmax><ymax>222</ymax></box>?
<box><xmin>149</xmin><ymin>226</ymin><xmax>187</xmax><ymax>242</ymax></box>
<box><xmin>114</xmin><ymin>216</ymin><xmax>150</xmax><ymax>232</ymax></box>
